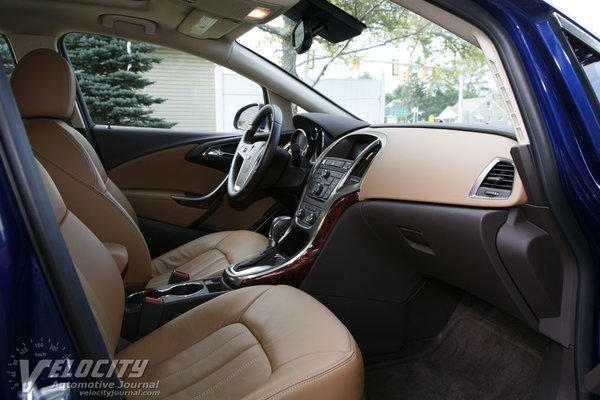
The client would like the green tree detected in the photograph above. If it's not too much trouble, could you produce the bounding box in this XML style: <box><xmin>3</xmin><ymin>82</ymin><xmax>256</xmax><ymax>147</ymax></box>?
<box><xmin>387</xmin><ymin>80</ymin><xmax>457</xmax><ymax>118</ymax></box>
<box><xmin>258</xmin><ymin>0</ymin><xmax>495</xmax><ymax>116</ymax></box>
<box><xmin>64</xmin><ymin>33</ymin><xmax>175</xmax><ymax>128</ymax></box>
<box><xmin>0</xmin><ymin>36</ymin><xmax>15</xmax><ymax>77</ymax></box>
<box><xmin>258</xmin><ymin>0</ymin><xmax>448</xmax><ymax>85</ymax></box>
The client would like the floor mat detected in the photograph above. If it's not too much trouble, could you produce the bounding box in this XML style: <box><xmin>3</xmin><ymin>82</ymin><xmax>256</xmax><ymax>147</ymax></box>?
<box><xmin>365</xmin><ymin>299</ymin><xmax>549</xmax><ymax>399</ymax></box>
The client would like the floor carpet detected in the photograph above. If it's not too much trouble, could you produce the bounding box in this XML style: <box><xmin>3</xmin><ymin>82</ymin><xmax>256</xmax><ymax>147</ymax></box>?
<box><xmin>365</xmin><ymin>298</ymin><xmax>549</xmax><ymax>399</ymax></box>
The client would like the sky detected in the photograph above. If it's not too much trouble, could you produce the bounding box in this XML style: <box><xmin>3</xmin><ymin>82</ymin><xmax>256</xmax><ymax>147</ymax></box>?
<box><xmin>545</xmin><ymin>0</ymin><xmax>600</xmax><ymax>40</ymax></box>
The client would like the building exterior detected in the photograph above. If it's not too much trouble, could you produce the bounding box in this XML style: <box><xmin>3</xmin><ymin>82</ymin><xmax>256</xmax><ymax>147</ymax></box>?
<box><xmin>437</xmin><ymin>96</ymin><xmax>510</xmax><ymax>125</ymax></box>
<box><xmin>144</xmin><ymin>47</ymin><xmax>387</xmax><ymax>129</ymax></box>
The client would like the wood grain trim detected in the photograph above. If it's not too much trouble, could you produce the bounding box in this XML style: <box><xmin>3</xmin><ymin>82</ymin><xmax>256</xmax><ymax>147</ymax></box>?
<box><xmin>359</xmin><ymin>127</ymin><xmax>527</xmax><ymax>207</ymax></box>
<box><xmin>240</xmin><ymin>192</ymin><xmax>359</xmax><ymax>288</ymax></box>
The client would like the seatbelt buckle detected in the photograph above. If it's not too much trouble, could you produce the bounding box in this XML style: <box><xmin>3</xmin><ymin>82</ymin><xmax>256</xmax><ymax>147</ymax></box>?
<box><xmin>168</xmin><ymin>270</ymin><xmax>190</xmax><ymax>284</ymax></box>
<box><xmin>137</xmin><ymin>296</ymin><xmax>164</xmax><ymax>338</ymax></box>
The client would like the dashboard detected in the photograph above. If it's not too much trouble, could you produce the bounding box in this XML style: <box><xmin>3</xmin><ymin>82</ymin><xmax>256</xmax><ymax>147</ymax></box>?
<box><xmin>226</xmin><ymin>112</ymin><xmax>572</xmax><ymax>358</ymax></box>
<box><xmin>290</xmin><ymin>113</ymin><xmax>525</xmax><ymax>236</ymax></box>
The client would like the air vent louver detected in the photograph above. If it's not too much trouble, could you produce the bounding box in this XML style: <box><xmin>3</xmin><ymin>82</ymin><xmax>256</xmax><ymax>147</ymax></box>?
<box><xmin>470</xmin><ymin>159</ymin><xmax>515</xmax><ymax>199</ymax></box>
<box><xmin>351</xmin><ymin>143</ymin><xmax>381</xmax><ymax>178</ymax></box>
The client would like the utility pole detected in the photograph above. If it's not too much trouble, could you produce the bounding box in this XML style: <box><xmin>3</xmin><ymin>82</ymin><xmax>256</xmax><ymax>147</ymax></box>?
<box><xmin>457</xmin><ymin>74</ymin><xmax>464</xmax><ymax>123</ymax></box>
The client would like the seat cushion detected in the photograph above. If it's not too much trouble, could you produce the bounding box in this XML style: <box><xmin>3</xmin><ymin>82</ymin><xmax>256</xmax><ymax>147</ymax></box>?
<box><xmin>147</xmin><ymin>230</ymin><xmax>268</xmax><ymax>287</ymax></box>
<box><xmin>116</xmin><ymin>285</ymin><xmax>364</xmax><ymax>400</ymax></box>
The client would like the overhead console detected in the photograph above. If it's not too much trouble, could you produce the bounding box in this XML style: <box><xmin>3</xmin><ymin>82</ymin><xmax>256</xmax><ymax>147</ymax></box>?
<box><xmin>223</xmin><ymin>131</ymin><xmax>384</xmax><ymax>287</ymax></box>
<box><xmin>176</xmin><ymin>0</ymin><xmax>297</xmax><ymax>39</ymax></box>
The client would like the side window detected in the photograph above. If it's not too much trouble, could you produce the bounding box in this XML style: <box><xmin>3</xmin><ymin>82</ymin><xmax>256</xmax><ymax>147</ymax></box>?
<box><xmin>0</xmin><ymin>34</ymin><xmax>15</xmax><ymax>78</ymax></box>
<box><xmin>565</xmin><ymin>32</ymin><xmax>600</xmax><ymax>107</ymax></box>
<box><xmin>63</xmin><ymin>33</ymin><xmax>264</xmax><ymax>131</ymax></box>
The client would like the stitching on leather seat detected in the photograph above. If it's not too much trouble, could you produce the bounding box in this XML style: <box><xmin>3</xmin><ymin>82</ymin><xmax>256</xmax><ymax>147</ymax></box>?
<box><xmin>238</xmin><ymin>286</ymin><xmax>274</xmax><ymax>321</ymax></box>
<box><xmin>257</xmin><ymin>331</ymin><xmax>358</xmax><ymax>400</ymax></box>
<box><xmin>190</xmin><ymin>353</ymin><xmax>267</xmax><ymax>400</ymax></box>
<box><xmin>159</xmin><ymin>329</ymin><xmax>251</xmax><ymax>383</ymax></box>
<box><xmin>267</xmin><ymin>350</ymin><xmax>358</xmax><ymax>400</ymax></box>
<box><xmin>35</xmin><ymin>121</ymin><xmax>98</xmax><ymax>188</ymax></box>
<box><xmin>237</xmin><ymin>286</ymin><xmax>287</xmax><ymax>374</ymax></box>
<box><xmin>33</xmin><ymin>148</ymin><xmax>97</xmax><ymax>192</ymax></box>
<box><xmin>213</xmin><ymin>231</ymin><xmax>237</xmax><ymax>264</ymax></box>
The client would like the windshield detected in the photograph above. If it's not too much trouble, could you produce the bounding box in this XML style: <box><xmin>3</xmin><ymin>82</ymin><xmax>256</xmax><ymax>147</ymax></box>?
<box><xmin>238</xmin><ymin>1</ymin><xmax>510</xmax><ymax>128</ymax></box>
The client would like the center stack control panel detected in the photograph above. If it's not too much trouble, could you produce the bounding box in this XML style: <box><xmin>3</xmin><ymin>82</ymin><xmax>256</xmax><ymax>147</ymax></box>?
<box><xmin>295</xmin><ymin>157</ymin><xmax>354</xmax><ymax>228</ymax></box>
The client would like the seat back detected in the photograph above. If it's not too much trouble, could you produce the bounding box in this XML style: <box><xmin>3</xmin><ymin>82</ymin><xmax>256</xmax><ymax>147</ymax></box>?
<box><xmin>37</xmin><ymin>159</ymin><xmax>124</xmax><ymax>354</ymax></box>
<box><xmin>11</xmin><ymin>49</ymin><xmax>151</xmax><ymax>288</ymax></box>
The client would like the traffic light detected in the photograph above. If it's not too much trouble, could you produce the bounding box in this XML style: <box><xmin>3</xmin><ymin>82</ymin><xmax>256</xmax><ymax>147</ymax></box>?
<box><xmin>392</xmin><ymin>59</ymin><xmax>399</xmax><ymax>76</ymax></box>
<box><xmin>307</xmin><ymin>50</ymin><xmax>314</xmax><ymax>69</ymax></box>
<box><xmin>403</xmin><ymin>71</ymin><xmax>409</xmax><ymax>83</ymax></box>
<box><xmin>350</xmin><ymin>59</ymin><xmax>360</xmax><ymax>70</ymax></box>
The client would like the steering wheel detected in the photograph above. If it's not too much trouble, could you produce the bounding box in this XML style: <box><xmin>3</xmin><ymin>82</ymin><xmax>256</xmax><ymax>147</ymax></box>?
<box><xmin>228</xmin><ymin>104</ymin><xmax>282</xmax><ymax>201</ymax></box>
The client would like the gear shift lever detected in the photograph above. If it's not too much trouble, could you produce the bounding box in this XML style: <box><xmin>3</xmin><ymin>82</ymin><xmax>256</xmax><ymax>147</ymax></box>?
<box><xmin>269</xmin><ymin>216</ymin><xmax>292</xmax><ymax>247</ymax></box>
<box><xmin>224</xmin><ymin>216</ymin><xmax>292</xmax><ymax>284</ymax></box>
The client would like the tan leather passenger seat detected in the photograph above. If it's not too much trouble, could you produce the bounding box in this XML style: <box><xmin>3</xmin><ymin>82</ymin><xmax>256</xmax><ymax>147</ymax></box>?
<box><xmin>37</xmin><ymin>159</ymin><xmax>364</xmax><ymax>399</ymax></box>
<box><xmin>11</xmin><ymin>49</ymin><xmax>268</xmax><ymax>289</ymax></box>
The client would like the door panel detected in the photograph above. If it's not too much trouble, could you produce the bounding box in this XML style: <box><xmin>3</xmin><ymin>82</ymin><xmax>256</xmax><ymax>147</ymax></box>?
<box><xmin>101</xmin><ymin>132</ymin><xmax>275</xmax><ymax>232</ymax></box>
<box><xmin>122</xmin><ymin>189</ymin><xmax>210</xmax><ymax>227</ymax></box>
<box><xmin>107</xmin><ymin>143</ymin><xmax>225</xmax><ymax>227</ymax></box>
<box><xmin>93</xmin><ymin>124</ymin><xmax>237</xmax><ymax>170</ymax></box>
<box><xmin>108</xmin><ymin>144</ymin><xmax>226</xmax><ymax>195</ymax></box>
<box><xmin>203</xmin><ymin>195</ymin><xmax>276</xmax><ymax>230</ymax></box>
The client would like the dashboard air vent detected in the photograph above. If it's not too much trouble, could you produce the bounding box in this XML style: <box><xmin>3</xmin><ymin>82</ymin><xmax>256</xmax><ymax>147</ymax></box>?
<box><xmin>352</xmin><ymin>143</ymin><xmax>382</xmax><ymax>178</ymax></box>
<box><xmin>470</xmin><ymin>159</ymin><xmax>515</xmax><ymax>199</ymax></box>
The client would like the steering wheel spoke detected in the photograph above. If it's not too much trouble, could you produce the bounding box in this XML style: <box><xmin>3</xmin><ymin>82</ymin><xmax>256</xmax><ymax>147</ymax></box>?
<box><xmin>236</xmin><ymin>141</ymin><xmax>252</xmax><ymax>160</ymax></box>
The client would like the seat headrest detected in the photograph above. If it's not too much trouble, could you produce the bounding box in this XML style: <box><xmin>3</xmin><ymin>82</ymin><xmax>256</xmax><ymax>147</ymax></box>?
<box><xmin>10</xmin><ymin>49</ymin><xmax>76</xmax><ymax>119</ymax></box>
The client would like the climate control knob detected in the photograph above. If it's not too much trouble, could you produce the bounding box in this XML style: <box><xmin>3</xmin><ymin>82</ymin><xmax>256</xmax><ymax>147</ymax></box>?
<box><xmin>295</xmin><ymin>208</ymin><xmax>306</xmax><ymax>219</ymax></box>
<box><xmin>307</xmin><ymin>213</ymin><xmax>317</xmax><ymax>224</ymax></box>
<box><xmin>312</xmin><ymin>183</ymin><xmax>324</xmax><ymax>195</ymax></box>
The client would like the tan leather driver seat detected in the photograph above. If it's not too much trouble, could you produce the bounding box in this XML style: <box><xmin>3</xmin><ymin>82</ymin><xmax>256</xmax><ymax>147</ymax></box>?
<box><xmin>37</xmin><ymin>159</ymin><xmax>364</xmax><ymax>399</ymax></box>
<box><xmin>11</xmin><ymin>49</ymin><xmax>268</xmax><ymax>289</ymax></box>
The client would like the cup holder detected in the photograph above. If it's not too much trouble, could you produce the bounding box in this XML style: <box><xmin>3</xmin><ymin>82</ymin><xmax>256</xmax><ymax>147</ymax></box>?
<box><xmin>122</xmin><ymin>277</ymin><xmax>229</xmax><ymax>342</ymax></box>
<box><xmin>127</xmin><ymin>290</ymin><xmax>159</xmax><ymax>305</ymax></box>
<box><xmin>126</xmin><ymin>282</ymin><xmax>205</xmax><ymax>305</ymax></box>
<box><xmin>163</xmin><ymin>282</ymin><xmax>204</xmax><ymax>296</ymax></box>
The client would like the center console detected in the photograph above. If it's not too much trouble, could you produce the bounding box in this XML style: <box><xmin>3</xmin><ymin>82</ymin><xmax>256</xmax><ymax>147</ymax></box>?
<box><xmin>223</xmin><ymin>131</ymin><xmax>385</xmax><ymax>288</ymax></box>
<box><xmin>121</xmin><ymin>277</ymin><xmax>227</xmax><ymax>341</ymax></box>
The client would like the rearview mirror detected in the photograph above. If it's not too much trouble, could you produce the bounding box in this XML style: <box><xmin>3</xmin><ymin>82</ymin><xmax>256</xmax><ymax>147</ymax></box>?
<box><xmin>292</xmin><ymin>18</ymin><xmax>313</xmax><ymax>54</ymax></box>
